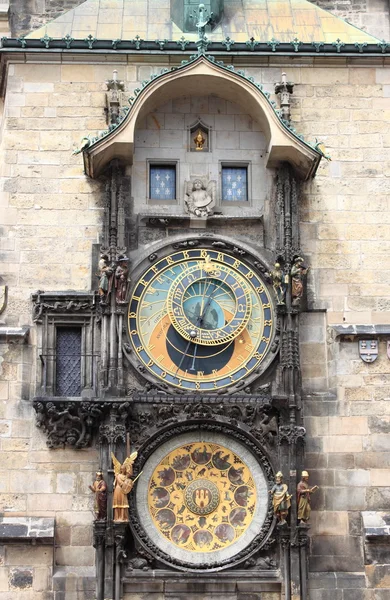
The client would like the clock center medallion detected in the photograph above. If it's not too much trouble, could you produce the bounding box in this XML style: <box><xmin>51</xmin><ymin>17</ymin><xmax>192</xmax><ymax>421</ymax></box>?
<box><xmin>184</xmin><ymin>479</ymin><xmax>220</xmax><ymax>515</ymax></box>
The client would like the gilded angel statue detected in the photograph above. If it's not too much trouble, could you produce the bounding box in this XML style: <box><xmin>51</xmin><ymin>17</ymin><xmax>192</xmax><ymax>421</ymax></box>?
<box><xmin>185</xmin><ymin>179</ymin><xmax>216</xmax><ymax>218</ymax></box>
<box><xmin>111</xmin><ymin>451</ymin><xmax>138</xmax><ymax>522</ymax></box>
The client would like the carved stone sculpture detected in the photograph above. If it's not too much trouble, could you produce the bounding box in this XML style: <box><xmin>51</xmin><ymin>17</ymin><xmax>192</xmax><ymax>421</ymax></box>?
<box><xmin>89</xmin><ymin>471</ymin><xmax>108</xmax><ymax>521</ymax></box>
<box><xmin>297</xmin><ymin>470</ymin><xmax>318</xmax><ymax>524</ymax></box>
<box><xmin>98</xmin><ymin>254</ymin><xmax>113</xmax><ymax>303</ymax></box>
<box><xmin>111</xmin><ymin>451</ymin><xmax>138</xmax><ymax>522</ymax></box>
<box><xmin>115</xmin><ymin>255</ymin><xmax>130</xmax><ymax>305</ymax></box>
<box><xmin>270</xmin><ymin>262</ymin><xmax>286</xmax><ymax>305</ymax></box>
<box><xmin>270</xmin><ymin>471</ymin><xmax>291</xmax><ymax>525</ymax></box>
<box><xmin>185</xmin><ymin>179</ymin><xmax>215</xmax><ymax>218</ymax></box>
<box><xmin>291</xmin><ymin>256</ymin><xmax>309</xmax><ymax>307</ymax></box>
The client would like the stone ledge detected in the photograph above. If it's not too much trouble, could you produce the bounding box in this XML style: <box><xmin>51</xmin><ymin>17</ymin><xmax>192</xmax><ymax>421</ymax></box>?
<box><xmin>0</xmin><ymin>517</ymin><xmax>54</xmax><ymax>543</ymax></box>
<box><xmin>0</xmin><ymin>325</ymin><xmax>29</xmax><ymax>343</ymax></box>
<box><xmin>123</xmin><ymin>570</ymin><xmax>281</xmax><ymax>593</ymax></box>
<box><xmin>362</xmin><ymin>511</ymin><xmax>390</xmax><ymax>540</ymax></box>
<box><xmin>330</xmin><ymin>324</ymin><xmax>390</xmax><ymax>337</ymax></box>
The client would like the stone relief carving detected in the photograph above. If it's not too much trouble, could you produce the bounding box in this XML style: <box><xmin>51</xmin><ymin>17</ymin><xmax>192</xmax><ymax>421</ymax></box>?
<box><xmin>185</xmin><ymin>178</ymin><xmax>216</xmax><ymax>218</ymax></box>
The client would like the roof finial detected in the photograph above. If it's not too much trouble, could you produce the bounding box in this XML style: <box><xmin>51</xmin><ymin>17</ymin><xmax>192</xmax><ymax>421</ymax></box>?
<box><xmin>275</xmin><ymin>72</ymin><xmax>294</xmax><ymax>122</ymax></box>
<box><xmin>190</xmin><ymin>3</ymin><xmax>214</xmax><ymax>55</ymax></box>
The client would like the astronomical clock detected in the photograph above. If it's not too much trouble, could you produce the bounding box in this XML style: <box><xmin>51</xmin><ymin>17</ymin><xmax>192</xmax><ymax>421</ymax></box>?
<box><xmin>124</xmin><ymin>238</ymin><xmax>279</xmax><ymax>572</ymax></box>
<box><xmin>127</xmin><ymin>245</ymin><xmax>276</xmax><ymax>393</ymax></box>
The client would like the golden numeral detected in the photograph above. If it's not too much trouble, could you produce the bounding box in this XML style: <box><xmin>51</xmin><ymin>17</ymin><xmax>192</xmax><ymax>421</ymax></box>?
<box><xmin>156</xmin><ymin>354</ymin><xmax>165</xmax><ymax>362</ymax></box>
<box><xmin>229</xmin><ymin>375</ymin><xmax>235</xmax><ymax>382</ymax></box>
<box><xmin>253</xmin><ymin>352</ymin><xmax>264</xmax><ymax>360</ymax></box>
<box><xmin>166</xmin><ymin>256</ymin><xmax>174</xmax><ymax>265</ymax></box>
<box><xmin>236</xmin><ymin>355</ymin><xmax>244</xmax><ymax>362</ymax></box>
<box><xmin>213</xmin><ymin>381</ymin><xmax>218</xmax><ymax>388</ymax></box>
<box><xmin>150</xmin><ymin>265</ymin><xmax>159</xmax><ymax>274</ymax></box>
<box><xmin>130</xmin><ymin>330</ymin><xmax>137</xmax><ymax>335</ymax></box>
<box><xmin>217</xmin><ymin>253</ymin><xmax>224</xmax><ymax>262</ymax></box>
<box><xmin>245</xmin><ymin>344</ymin><xmax>253</xmax><ymax>352</ymax></box>
<box><xmin>262</xmin><ymin>337</ymin><xmax>270</xmax><ymax>343</ymax></box>
<box><xmin>157</xmin><ymin>276</ymin><xmax>164</xmax><ymax>284</ymax></box>
<box><xmin>160</xmin><ymin>371</ymin><xmax>167</xmax><ymax>378</ymax></box>
<box><xmin>132</xmin><ymin>295</ymin><xmax>140</xmax><ymax>301</ymax></box>
<box><xmin>262</xmin><ymin>303</ymin><xmax>271</xmax><ymax>309</ymax></box>
<box><xmin>196</xmin><ymin>381</ymin><xmax>200</xmax><ymax>390</ymax></box>
<box><xmin>246</xmin><ymin>271</ymin><xmax>254</xmax><ymax>279</ymax></box>
<box><xmin>174</xmin><ymin>289</ymin><xmax>183</xmax><ymax>300</ymax></box>
<box><xmin>212</xmin><ymin>369</ymin><xmax>218</xmax><ymax>375</ymax></box>
<box><xmin>197</xmin><ymin>371</ymin><xmax>204</xmax><ymax>377</ymax></box>
<box><xmin>183</xmin><ymin>250</ymin><xmax>189</xmax><ymax>259</ymax></box>
<box><xmin>256</xmin><ymin>286</ymin><xmax>264</xmax><ymax>293</ymax></box>
<box><xmin>200</xmin><ymin>249</ymin><xmax>208</xmax><ymax>258</ymax></box>
<box><xmin>264</xmin><ymin>320</ymin><xmax>272</xmax><ymax>326</ymax></box>
<box><xmin>129</xmin><ymin>312</ymin><xmax>137</xmax><ymax>318</ymax></box>
<box><xmin>136</xmin><ymin>346</ymin><xmax>143</xmax><ymax>353</ymax></box>
<box><xmin>233</xmin><ymin>260</ymin><xmax>241</xmax><ymax>269</ymax></box>
<box><xmin>177</xmin><ymin>379</ymin><xmax>182</xmax><ymax>387</ymax></box>
<box><xmin>147</xmin><ymin>360</ymin><xmax>154</xmax><ymax>367</ymax></box>
<box><xmin>139</xmin><ymin>279</ymin><xmax>147</xmax><ymax>286</ymax></box>
<box><xmin>238</xmin><ymin>304</ymin><xmax>245</xmax><ymax>313</ymax></box>
<box><xmin>148</xmin><ymin>344</ymin><xmax>155</xmax><ymax>351</ymax></box>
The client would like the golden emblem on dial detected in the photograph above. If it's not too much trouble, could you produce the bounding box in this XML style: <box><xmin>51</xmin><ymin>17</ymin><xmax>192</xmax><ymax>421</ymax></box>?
<box><xmin>128</xmin><ymin>247</ymin><xmax>274</xmax><ymax>391</ymax></box>
<box><xmin>148</xmin><ymin>442</ymin><xmax>257</xmax><ymax>552</ymax></box>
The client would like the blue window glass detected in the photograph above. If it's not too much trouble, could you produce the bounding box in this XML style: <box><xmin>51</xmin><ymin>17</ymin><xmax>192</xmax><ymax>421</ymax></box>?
<box><xmin>150</xmin><ymin>165</ymin><xmax>176</xmax><ymax>200</ymax></box>
<box><xmin>222</xmin><ymin>167</ymin><xmax>248</xmax><ymax>202</ymax></box>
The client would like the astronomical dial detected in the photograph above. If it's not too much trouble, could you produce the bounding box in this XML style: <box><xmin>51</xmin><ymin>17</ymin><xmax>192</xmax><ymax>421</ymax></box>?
<box><xmin>167</xmin><ymin>261</ymin><xmax>252</xmax><ymax>346</ymax></box>
<box><xmin>128</xmin><ymin>248</ymin><xmax>275</xmax><ymax>391</ymax></box>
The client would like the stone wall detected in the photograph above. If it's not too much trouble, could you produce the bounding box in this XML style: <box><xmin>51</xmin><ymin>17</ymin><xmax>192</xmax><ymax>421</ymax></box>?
<box><xmin>0</xmin><ymin>58</ymin><xmax>390</xmax><ymax>598</ymax></box>
<box><xmin>311</xmin><ymin>0</ymin><xmax>390</xmax><ymax>41</ymax></box>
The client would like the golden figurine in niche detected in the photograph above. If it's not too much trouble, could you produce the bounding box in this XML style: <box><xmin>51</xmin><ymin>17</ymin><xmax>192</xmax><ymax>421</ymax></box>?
<box><xmin>194</xmin><ymin>129</ymin><xmax>206</xmax><ymax>150</ymax></box>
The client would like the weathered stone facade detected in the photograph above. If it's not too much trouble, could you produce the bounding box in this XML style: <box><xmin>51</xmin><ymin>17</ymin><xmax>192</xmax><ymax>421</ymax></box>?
<box><xmin>0</xmin><ymin>1</ymin><xmax>390</xmax><ymax>598</ymax></box>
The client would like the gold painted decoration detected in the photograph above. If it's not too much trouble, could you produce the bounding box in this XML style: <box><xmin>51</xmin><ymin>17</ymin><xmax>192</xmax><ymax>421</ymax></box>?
<box><xmin>148</xmin><ymin>442</ymin><xmax>257</xmax><ymax>552</ymax></box>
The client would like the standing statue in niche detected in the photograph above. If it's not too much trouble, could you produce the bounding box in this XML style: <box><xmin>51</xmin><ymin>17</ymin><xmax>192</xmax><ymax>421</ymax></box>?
<box><xmin>185</xmin><ymin>179</ymin><xmax>216</xmax><ymax>218</ymax></box>
<box><xmin>291</xmin><ymin>256</ymin><xmax>309</xmax><ymax>307</ymax></box>
<box><xmin>98</xmin><ymin>254</ymin><xmax>113</xmax><ymax>303</ymax></box>
<box><xmin>270</xmin><ymin>471</ymin><xmax>291</xmax><ymax>525</ymax></box>
<box><xmin>111</xmin><ymin>452</ymin><xmax>138</xmax><ymax>522</ymax></box>
<box><xmin>89</xmin><ymin>471</ymin><xmax>108</xmax><ymax>521</ymax></box>
<box><xmin>270</xmin><ymin>262</ymin><xmax>286</xmax><ymax>305</ymax></box>
<box><xmin>115</xmin><ymin>255</ymin><xmax>130</xmax><ymax>305</ymax></box>
<box><xmin>297</xmin><ymin>470</ymin><xmax>318</xmax><ymax>524</ymax></box>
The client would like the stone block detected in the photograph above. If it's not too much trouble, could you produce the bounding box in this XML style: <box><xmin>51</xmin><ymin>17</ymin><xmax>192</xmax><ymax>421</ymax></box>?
<box><xmin>328</xmin><ymin>417</ymin><xmax>368</xmax><ymax>436</ymax></box>
<box><xmin>370</xmin><ymin>469</ymin><xmax>390</xmax><ymax>487</ymax></box>
<box><xmin>56</xmin><ymin>473</ymin><xmax>76</xmax><ymax>494</ymax></box>
<box><xmin>335</xmin><ymin>470</ymin><xmax>370</xmax><ymax>487</ymax></box>
<box><xmin>55</xmin><ymin>546</ymin><xmax>94</xmax><ymax>567</ymax></box>
<box><xmin>323</xmin><ymin>436</ymin><xmax>363</xmax><ymax>454</ymax></box>
<box><xmin>6</xmin><ymin>546</ymin><xmax>53</xmax><ymax>566</ymax></box>
<box><xmin>215</xmin><ymin>131</ymin><xmax>240</xmax><ymax>150</ymax></box>
<box><xmin>70</xmin><ymin>526</ymin><xmax>92</xmax><ymax>547</ymax></box>
<box><xmin>239</xmin><ymin>132</ymin><xmax>265</xmax><ymax>150</ymax></box>
<box><xmin>366</xmin><ymin>487</ymin><xmax>390</xmax><ymax>510</ymax></box>
<box><xmin>9</xmin><ymin>568</ymin><xmax>33</xmax><ymax>590</ymax></box>
<box><xmin>324</xmin><ymin>487</ymin><xmax>366</xmax><ymax>511</ymax></box>
<box><xmin>0</xmin><ymin>568</ymin><xmax>8</xmax><ymax>592</ymax></box>
<box><xmin>366</xmin><ymin>565</ymin><xmax>390</xmax><ymax>588</ymax></box>
<box><xmin>311</xmin><ymin>511</ymin><xmax>349</xmax><ymax>536</ymax></box>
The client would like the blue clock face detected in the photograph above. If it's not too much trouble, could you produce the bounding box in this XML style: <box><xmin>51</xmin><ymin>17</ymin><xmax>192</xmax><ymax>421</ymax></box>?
<box><xmin>128</xmin><ymin>248</ymin><xmax>275</xmax><ymax>392</ymax></box>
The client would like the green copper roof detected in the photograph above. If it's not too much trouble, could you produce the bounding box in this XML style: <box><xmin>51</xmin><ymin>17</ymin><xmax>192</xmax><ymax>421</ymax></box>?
<box><xmin>26</xmin><ymin>0</ymin><xmax>381</xmax><ymax>44</ymax></box>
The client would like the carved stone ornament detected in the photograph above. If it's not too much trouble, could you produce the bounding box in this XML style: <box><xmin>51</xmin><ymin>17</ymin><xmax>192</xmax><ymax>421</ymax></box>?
<box><xmin>278</xmin><ymin>425</ymin><xmax>306</xmax><ymax>445</ymax></box>
<box><xmin>184</xmin><ymin>178</ymin><xmax>216</xmax><ymax>218</ymax></box>
<box><xmin>32</xmin><ymin>291</ymin><xmax>96</xmax><ymax>323</ymax></box>
<box><xmin>387</xmin><ymin>340</ymin><xmax>390</xmax><ymax>360</ymax></box>
<box><xmin>359</xmin><ymin>339</ymin><xmax>378</xmax><ymax>363</ymax></box>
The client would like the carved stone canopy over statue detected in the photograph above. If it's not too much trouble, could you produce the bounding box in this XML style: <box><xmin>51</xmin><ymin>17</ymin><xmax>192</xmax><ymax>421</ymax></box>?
<box><xmin>185</xmin><ymin>178</ymin><xmax>216</xmax><ymax>218</ymax></box>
